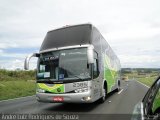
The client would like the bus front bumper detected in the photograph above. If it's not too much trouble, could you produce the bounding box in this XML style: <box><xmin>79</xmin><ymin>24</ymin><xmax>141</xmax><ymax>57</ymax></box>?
<box><xmin>36</xmin><ymin>91</ymin><xmax>94</xmax><ymax>103</ymax></box>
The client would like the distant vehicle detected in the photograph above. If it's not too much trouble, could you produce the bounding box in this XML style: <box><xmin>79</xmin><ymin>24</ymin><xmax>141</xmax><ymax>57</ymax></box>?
<box><xmin>122</xmin><ymin>76</ymin><xmax>128</xmax><ymax>81</ymax></box>
<box><xmin>24</xmin><ymin>24</ymin><xmax>121</xmax><ymax>103</ymax></box>
<box><xmin>132</xmin><ymin>76</ymin><xmax>160</xmax><ymax>120</ymax></box>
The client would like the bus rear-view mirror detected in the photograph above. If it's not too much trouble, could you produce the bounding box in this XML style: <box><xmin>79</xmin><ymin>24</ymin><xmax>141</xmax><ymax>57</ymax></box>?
<box><xmin>24</xmin><ymin>53</ymin><xmax>39</xmax><ymax>70</ymax></box>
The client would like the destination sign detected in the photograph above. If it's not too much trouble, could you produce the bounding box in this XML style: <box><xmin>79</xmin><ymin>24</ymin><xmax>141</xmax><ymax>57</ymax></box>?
<box><xmin>44</xmin><ymin>56</ymin><xmax>59</xmax><ymax>61</ymax></box>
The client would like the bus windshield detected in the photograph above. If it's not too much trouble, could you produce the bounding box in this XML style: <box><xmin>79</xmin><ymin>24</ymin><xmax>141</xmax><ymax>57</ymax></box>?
<box><xmin>37</xmin><ymin>48</ymin><xmax>91</xmax><ymax>81</ymax></box>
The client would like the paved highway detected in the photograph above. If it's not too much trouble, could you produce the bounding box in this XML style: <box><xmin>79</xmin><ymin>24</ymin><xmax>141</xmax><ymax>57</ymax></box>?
<box><xmin>0</xmin><ymin>80</ymin><xmax>149</xmax><ymax>120</ymax></box>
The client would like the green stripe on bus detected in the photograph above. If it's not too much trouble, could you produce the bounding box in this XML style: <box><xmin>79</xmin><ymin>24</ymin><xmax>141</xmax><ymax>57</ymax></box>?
<box><xmin>37</xmin><ymin>83</ymin><xmax>65</xmax><ymax>93</ymax></box>
<box><xmin>103</xmin><ymin>54</ymin><xmax>118</xmax><ymax>92</ymax></box>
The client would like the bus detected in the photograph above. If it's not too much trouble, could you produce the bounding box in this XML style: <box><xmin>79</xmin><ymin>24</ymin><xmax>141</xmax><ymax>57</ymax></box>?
<box><xmin>24</xmin><ymin>24</ymin><xmax>121</xmax><ymax>103</ymax></box>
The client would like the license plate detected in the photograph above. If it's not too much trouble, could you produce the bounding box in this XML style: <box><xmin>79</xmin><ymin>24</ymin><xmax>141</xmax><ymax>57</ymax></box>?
<box><xmin>53</xmin><ymin>96</ymin><xmax>64</xmax><ymax>102</ymax></box>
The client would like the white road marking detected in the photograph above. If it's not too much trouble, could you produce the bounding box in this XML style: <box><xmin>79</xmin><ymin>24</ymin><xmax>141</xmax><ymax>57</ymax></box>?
<box><xmin>0</xmin><ymin>95</ymin><xmax>35</xmax><ymax>103</ymax></box>
<box><xmin>136</xmin><ymin>80</ymin><xmax>150</xmax><ymax>88</ymax></box>
<box><xmin>118</xmin><ymin>89</ymin><xmax>124</xmax><ymax>94</ymax></box>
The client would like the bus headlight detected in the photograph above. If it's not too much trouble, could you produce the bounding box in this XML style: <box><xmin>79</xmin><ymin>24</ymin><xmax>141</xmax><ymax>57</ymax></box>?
<box><xmin>74</xmin><ymin>88</ymin><xmax>88</xmax><ymax>93</ymax></box>
<box><xmin>37</xmin><ymin>88</ymin><xmax>45</xmax><ymax>93</ymax></box>
<box><xmin>82</xmin><ymin>96</ymin><xmax>91</xmax><ymax>101</ymax></box>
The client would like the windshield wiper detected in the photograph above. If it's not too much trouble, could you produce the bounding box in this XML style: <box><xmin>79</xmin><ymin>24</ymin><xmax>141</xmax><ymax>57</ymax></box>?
<box><xmin>37</xmin><ymin>79</ymin><xmax>54</xmax><ymax>83</ymax></box>
<box><xmin>70</xmin><ymin>74</ymin><xmax>84</xmax><ymax>80</ymax></box>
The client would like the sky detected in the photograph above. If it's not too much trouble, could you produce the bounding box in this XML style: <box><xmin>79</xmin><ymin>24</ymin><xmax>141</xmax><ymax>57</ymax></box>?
<box><xmin>0</xmin><ymin>0</ymin><xmax>160</xmax><ymax>70</ymax></box>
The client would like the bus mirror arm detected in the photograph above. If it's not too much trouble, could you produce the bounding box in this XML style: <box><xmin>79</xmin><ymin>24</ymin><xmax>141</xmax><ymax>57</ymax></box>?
<box><xmin>87</xmin><ymin>46</ymin><xmax>94</xmax><ymax>64</ymax></box>
<box><xmin>87</xmin><ymin>63</ymin><xmax>89</xmax><ymax>69</ymax></box>
<box><xmin>24</xmin><ymin>53</ymin><xmax>39</xmax><ymax>70</ymax></box>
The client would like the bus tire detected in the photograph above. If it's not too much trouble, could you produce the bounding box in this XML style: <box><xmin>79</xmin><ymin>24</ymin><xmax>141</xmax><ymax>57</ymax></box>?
<box><xmin>99</xmin><ymin>85</ymin><xmax>107</xmax><ymax>103</ymax></box>
<box><xmin>116</xmin><ymin>80</ymin><xmax>121</xmax><ymax>92</ymax></box>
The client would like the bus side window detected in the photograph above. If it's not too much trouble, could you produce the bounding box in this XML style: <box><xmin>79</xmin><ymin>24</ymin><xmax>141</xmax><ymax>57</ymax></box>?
<box><xmin>93</xmin><ymin>58</ymin><xmax>99</xmax><ymax>78</ymax></box>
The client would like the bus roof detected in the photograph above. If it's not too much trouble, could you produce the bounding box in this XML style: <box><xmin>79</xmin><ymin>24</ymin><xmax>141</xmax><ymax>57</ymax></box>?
<box><xmin>40</xmin><ymin>24</ymin><xmax>92</xmax><ymax>51</ymax></box>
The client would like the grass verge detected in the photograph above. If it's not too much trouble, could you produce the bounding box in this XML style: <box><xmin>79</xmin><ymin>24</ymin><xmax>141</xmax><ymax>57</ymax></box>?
<box><xmin>137</xmin><ymin>77</ymin><xmax>157</xmax><ymax>87</ymax></box>
<box><xmin>123</xmin><ymin>72</ymin><xmax>158</xmax><ymax>87</ymax></box>
<box><xmin>0</xmin><ymin>81</ymin><xmax>36</xmax><ymax>101</ymax></box>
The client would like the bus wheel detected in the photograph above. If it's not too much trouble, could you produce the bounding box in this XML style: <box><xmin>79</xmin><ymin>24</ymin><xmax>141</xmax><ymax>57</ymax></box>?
<box><xmin>117</xmin><ymin>80</ymin><xmax>121</xmax><ymax>92</ymax></box>
<box><xmin>99</xmin><ymin>85</ymin><xmax>107</xmax><ymax>103</ymax></box>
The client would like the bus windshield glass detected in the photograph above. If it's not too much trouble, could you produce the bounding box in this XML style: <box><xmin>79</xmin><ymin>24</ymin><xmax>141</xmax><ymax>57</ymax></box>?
<box><xmin>37</xmin><ymin>48</ymin><xmax>91</xmax><ymax>81</ymax></box>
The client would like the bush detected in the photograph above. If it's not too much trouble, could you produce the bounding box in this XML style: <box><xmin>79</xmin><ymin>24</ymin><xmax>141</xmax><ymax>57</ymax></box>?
<box><xmin>0</xmin><ymin>69</ymin><xmax>36</xmax><ymax>81</ymax></box>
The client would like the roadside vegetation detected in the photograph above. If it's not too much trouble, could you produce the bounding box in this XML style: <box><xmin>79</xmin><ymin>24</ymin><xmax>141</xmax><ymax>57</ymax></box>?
<box><xmin>122</xmin><ymin>68</ymin><xmax>160</xmax><ymax>87</ymax></box>
<box><xmin>0</xmin><ymin>68</ymin><xmax>159</xmax><ymax>101</ymax></box>
<box><xmin>0</xmin><ymin>69</ymin><xmax>36</xmax><ymax>100</ymax></box>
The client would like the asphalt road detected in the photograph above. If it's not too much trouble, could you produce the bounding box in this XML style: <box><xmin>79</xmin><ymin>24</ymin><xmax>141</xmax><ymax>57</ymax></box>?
<box><xmin>0</xmin><ymin>80</ymin><xmax>149</xmax><ymax>120</ymax></box>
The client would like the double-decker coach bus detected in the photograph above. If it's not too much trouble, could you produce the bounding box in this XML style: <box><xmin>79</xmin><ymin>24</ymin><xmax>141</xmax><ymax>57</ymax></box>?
<box><xmin>24</xmin><ymin>24</ymin><xmax>121</xmax><ymax>103</ymax></box>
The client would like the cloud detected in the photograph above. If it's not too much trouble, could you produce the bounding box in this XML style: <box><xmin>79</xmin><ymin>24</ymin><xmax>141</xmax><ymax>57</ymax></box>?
<box><xmin>0</xmin><ymin>0</ymin><xmax>160</xmax><ymax>69</ymax></box>
<box><xmin>119</xmin><ymin>53</ymin><xmax>160</xmax><ymax>66</ymax></box>
<box><xmin>0</xmin><ymin>58</ymin><xmax>37</xmax><ymax>70</ymax></box>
